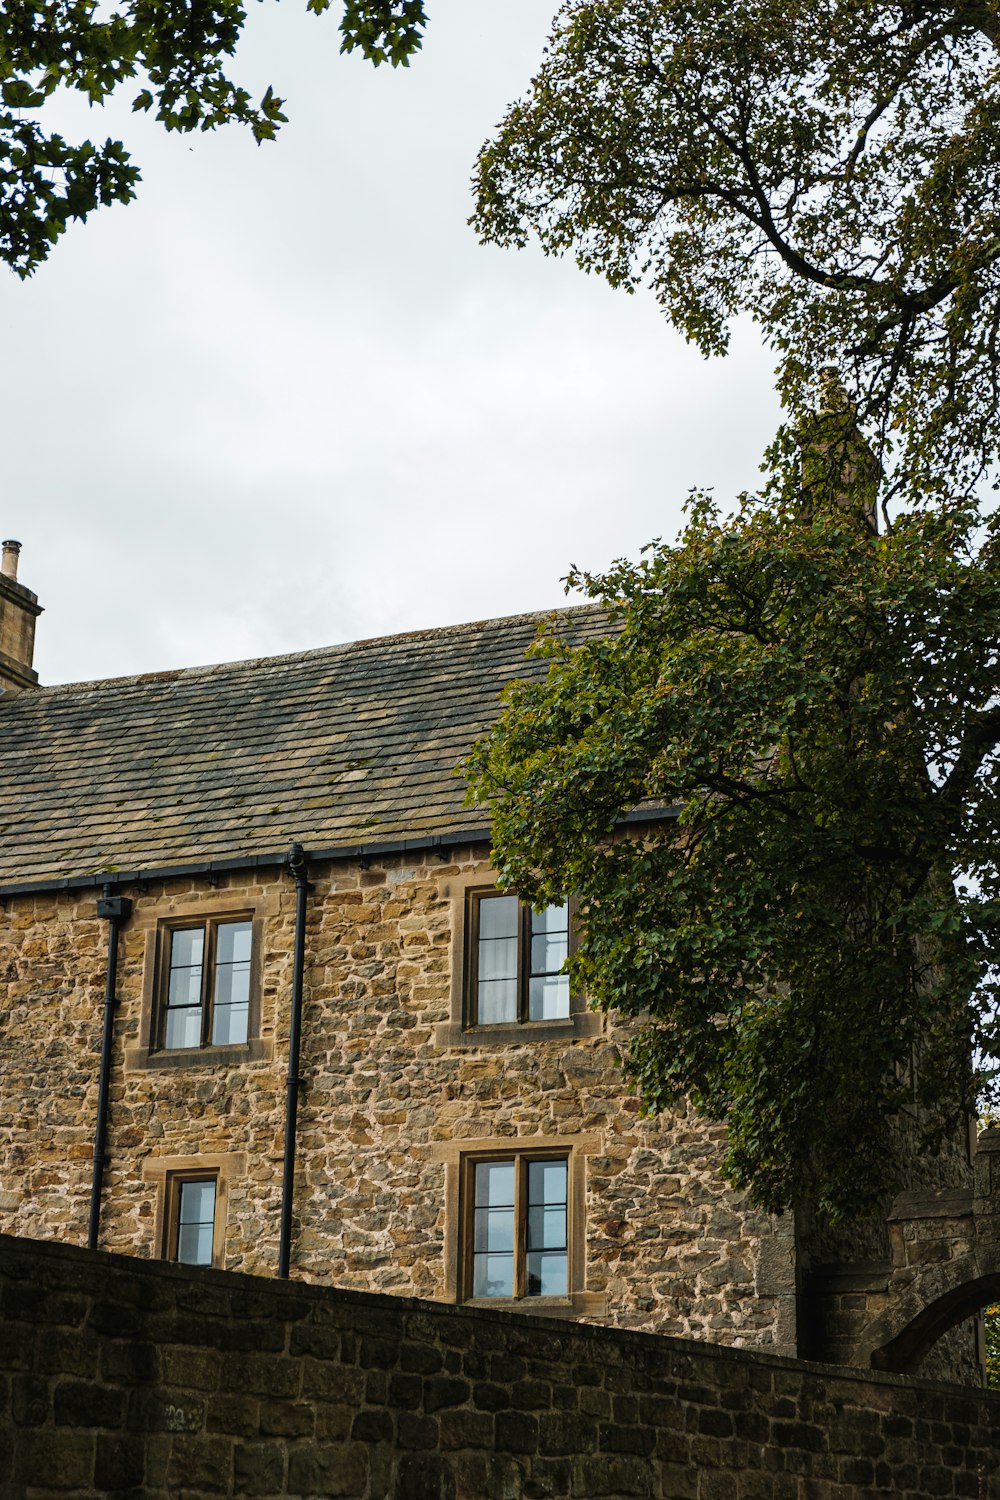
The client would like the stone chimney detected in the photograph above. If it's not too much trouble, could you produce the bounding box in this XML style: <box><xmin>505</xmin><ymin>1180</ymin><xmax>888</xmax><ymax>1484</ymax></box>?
<box><xmin>0</xmin><ymin>540</ymin><xmax>42</xmax><ymax>694</ymax></box>
<box><xmin>800</xmin><ymin>369</ymin><xmax>881</xmax><ymax>534</ymax></box>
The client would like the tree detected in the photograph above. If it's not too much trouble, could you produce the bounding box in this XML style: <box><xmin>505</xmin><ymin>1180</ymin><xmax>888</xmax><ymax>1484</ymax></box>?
<box><xmin>463</xmin><ymin>481</ymin><xmax>1000</xmax><ymax>1220</ymax></box>
<box><xmin>472</xmin><ymin>0</ymin><xmax>1000</xmax><ymax>513</ymax></box>
<box><xmin>988</xmin><ymin>1303</ymin><xmax>1000</xmax><ymax>1387</ymax></box>
<box><xmin>0</xmin><ymin>0</ymin><xmax>426</xmax><ymax>276</ymax></box>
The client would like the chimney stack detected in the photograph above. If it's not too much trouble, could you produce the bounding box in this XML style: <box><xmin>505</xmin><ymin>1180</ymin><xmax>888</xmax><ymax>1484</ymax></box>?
<box><xmin>0</xmin><ymin>540</ymin><xmax>42</xmax><ymax>694</ymax></box>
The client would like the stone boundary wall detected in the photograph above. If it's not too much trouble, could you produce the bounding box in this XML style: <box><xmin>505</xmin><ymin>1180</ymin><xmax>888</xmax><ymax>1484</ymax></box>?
<box><xmin>0</xmin><ymin>1234</ymin><xmax>998</xmax><ymax>1500</ymax></box>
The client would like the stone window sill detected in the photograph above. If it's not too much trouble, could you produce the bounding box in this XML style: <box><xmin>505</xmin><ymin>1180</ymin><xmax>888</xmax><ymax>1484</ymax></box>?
<box><xmin>125</xmin><ymin>1037</ymin><xmax>274</xmax><ymax>1072</ymax></box>
<box><xmin>434</xmin><ymin>1012</ymin><xmax>604</xmax><ymax>1049</ymax></box>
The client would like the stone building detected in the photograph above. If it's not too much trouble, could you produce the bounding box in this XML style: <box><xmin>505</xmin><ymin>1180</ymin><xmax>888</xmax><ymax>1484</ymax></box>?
<box><xmin>0</xmin><ymin>542</ymin><xmax>992</xmax><ymax>1385</ymax></box>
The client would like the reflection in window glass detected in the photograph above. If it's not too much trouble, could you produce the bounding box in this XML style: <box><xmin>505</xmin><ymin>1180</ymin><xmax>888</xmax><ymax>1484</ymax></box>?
<box><xmin>161</xmin><ymin>918</ymin><xmax>253</xmax><ymax>1051</ymax></box>
<box><xmin>165</xmin><ymin>928</ymin><xmax>205</xmax><ymax>1049</ymax></box>
<box><xmin>526</xmin><ymin>1159</ymin><xmax>567</xmax><ymax>1296</ymax></box>
<box><xmin>529</xmin><ymin>905</ymin><xmax>570</xmax><ymax>1020</ymax></box>
<box><xmin>472</xmin><ymin>1160</ymin><xmax>515</xmax><ymax>1297</ymax></box>
<box><xmin>176</xmin><ymin>1178</ymin><xmax>216</xmax><ymax>1266</ymax></box>
<box><xmin>476</xmin><ymin>895</ymin><xmax>519</xmax><ymax>1024</ymax></box>
<box><xmin>211</xmin><ymin>920</ymin><xmax>252</xmax><ymax>1045</ymax></box>
<box><xmin>469</xmin><ymin>1156</ymin><xmax>568</xmax><ymax>1300</ymax></box>
<box><xmin>473</xmin><ymin>895</ymin><xmax>571</xmax><ymax>1025</ymax></box>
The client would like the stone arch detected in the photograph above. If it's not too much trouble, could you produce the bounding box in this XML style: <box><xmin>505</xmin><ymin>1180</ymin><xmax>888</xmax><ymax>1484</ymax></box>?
<box><xmin>867</xmin><ymin>1269</ymin><xmax>1000</xmax><ymax>1373</ymax></box>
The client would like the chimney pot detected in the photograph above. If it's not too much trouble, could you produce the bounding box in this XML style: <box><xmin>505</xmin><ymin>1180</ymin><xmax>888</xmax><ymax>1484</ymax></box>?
<box><xmin>0</xmin><ymin>539</ymin><xmax>41</xmax><ymax>693</ymax></box>
<box><xmin>1</xmin><ymin>540</ymin><xmax>20</xmax><ymax>582</ymax></box>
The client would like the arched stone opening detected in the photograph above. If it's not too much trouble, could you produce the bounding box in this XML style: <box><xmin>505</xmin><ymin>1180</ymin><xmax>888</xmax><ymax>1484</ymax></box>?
<box><xmin>870</xmin><ymin>1272</ymin><xmax>1000</xmax><ymax>1373</ymax></box>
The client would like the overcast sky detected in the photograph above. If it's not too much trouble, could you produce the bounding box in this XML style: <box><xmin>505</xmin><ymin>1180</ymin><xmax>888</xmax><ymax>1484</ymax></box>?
<box><xmin>1</xmin><ymin>0</ymin><xmax>780</xmax><ymax>686</ymax></box>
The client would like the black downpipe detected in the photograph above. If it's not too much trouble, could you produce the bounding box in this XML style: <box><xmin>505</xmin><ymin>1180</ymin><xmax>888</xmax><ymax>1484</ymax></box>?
<box><xmin>278</xmin><ymin>843</ymin><xmax>309</xmax><ymax>1278</ymax></box>
<box><xmin>88</xmin><ymin>887</ymin><xmax>132</xmax><ymax>1251</ymax></box>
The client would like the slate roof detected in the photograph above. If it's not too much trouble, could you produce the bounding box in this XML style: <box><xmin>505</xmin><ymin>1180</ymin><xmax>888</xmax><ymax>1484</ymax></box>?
<box><xmin>0</xmin><ymin>605</ymin><xmax>607</xmax><ymax>890</ymax></box>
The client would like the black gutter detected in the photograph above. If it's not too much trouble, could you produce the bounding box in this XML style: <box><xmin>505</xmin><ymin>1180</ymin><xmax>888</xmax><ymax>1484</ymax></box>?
<box><xmin>278</xmin><ymin>843</ymin><xmax>309</xmax><ymax>1280</ymax></box>
<box><xmin>88</xmin><ymin>887</ymin><xmax>132</xmax><ymax>1251</ymax></box>
<box><xmin>0</xmin><ymin>807</ymin><xmax>678</xmax><ymax>900</ymax></box>
<box><xmin>0</xmin><ymin>827</ymin><xmax>492</xmax><ymax>898</ymax></box>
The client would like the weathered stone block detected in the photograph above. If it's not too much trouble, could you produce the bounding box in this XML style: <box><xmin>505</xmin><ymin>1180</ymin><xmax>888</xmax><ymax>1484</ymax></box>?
<box><xmin>206</xmin><ymin>1391</ymin><xmax>259</xmax><ymax>1437</ymax></box>
<box><xmin>423</xmin><ymin>1375</ymin><xmax>470</xmax><ymax>1413</ymax></box>
<box><xmin>393</xmin><ymin>1451</ymin><xmax>458</xmax><ymax>1500</ymax></box>
<box><xmin>397</xmin><ymin>1411</ymin><xmax>440</xmax><ymax>1449</ymax></box>
<box><xmin>569</xmin><ymin>1453</ymin><xmax>655</xmax><ymax>1497</ymax></box>
<box><xmin>233</xmin><ymin>1440</ymin><xmax>286</xmax><ymax>1494</ymax></box>
<box><xmin>53</xmin><ymin>1378</ymin><xmax>126</xmax><ymax>1429</ymax></box>
<box><xmin>258</xmin><ymin>1398</ymin><xmax>315</xmax><ymax>1438</ymax></box>
<box><xmin>495</xmin><ymin>1410</ymin><xmax>538</xmax><ymax>1455</ymax></box>
<box><xmin>598</xmin><ymin>1421</ymin><xmax>657</xmax><ymax>1456</ymax></box>
<box><xmin>165</xmin><ymin>1432</ymin><xmax>232</xmax><ymax>1491</ymax></box>
<box><xmin>351</xmin><ymin>1408</ymin><xmax>394</xmax><ymax>1443</ymax></box>
<box><xmin>538</xmin><ymin>1412</ymin><xmax>594</xmax><ymax>1457</ymax></box>
<box><xmin>94</xmin><ymin>1432</ymin><xmax>146</xmax><ymax>1491</ymax></box>
<box><xmin>12</xmin><ymin>1373</ymin><xmax>49</xmax><ymax>1427</ymax></box>
<box><xmin>13</xmin><ymin>1429</ymin><xmax>96</xmax><ymax>1490</ymax></box>
<box><xmin>287</xmin><ymin>1441</ymin><xmax>368</xmax><ymax>1496</ymax></box>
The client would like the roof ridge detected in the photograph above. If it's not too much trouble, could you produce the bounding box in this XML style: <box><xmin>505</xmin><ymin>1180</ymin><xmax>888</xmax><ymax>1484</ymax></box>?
<box><xmin>6</xmin><ymin>600</ymin><xmax>601</xmax><ymax>700</ymax></box>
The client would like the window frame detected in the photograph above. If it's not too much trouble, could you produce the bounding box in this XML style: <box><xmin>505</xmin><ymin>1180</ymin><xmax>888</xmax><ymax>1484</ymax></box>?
<box><xmin>164</xmin><ymin>1170</ymin><xmax>221</xmax><ymax>1268</ymax></box>
<box><xmin>431</xmin><ymin>1132</ymin><xmax>606</xmax><ymax>1319</ymax></box>
<box><xmin>127</xmin><ymin>906</ymin><xmax>270</xmax><ymax>1070</ymax></box>
<box><xmin>154</xmin><ymin>912</ymin><xmax>256</xmax><ymax>1054</ymax></box>
<box><xmin>460</xmin><ymin>1149</ymin><xmax>570</xmax><ymax>1303</ymax></box>
<box><xmin>433</xmin><ymin>864</ymin><xmax>604</xmax><ymax>1048</ymax></box>
<box><xmin>465</xmin><ymin>890</ymin><xmax>576</xmax><ymax>1030</ymax></box>
<box><xmin>143</xmin><ymin>1152</ymin><xmax>244</xmax><ymax>1270</ymax></box>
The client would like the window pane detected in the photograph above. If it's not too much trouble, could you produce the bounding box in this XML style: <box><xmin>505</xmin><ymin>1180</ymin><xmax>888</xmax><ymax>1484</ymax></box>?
<box><xmin>176</xmin><ymin>1179</ymin><xmax>216</xmax><ymax>1267</ymax></box>
<box><xmin>212</xmin><ymin>1002</ymin><xmax>249</xmax><ymax>1046</ymax></box>
<box><xmin>528</xmin><ymin>975</ymin><xmax>570</xmax><ymax>1021</ymax></box>
<box><xmin>213</xmin><ymin>960</ymin><xmax>251</xmax><ymax>1009</ymax></box>
<box><xmin>473</xmin><ymin>1253</ymin><xmax>514</xmax><ymax>1298</ymax></box>
<box><xmin>178</xmin><ymin>1180</ymin><xmax>216</xmax><ymax>1224</ymax></box>
<box><xmin>478</xmin><ymin>937</ymin><xmax>517</xmax><ymax>982</ymax></box>
<box><xmin>177</xmin><ymin>1221</ymin><xmax>215</xmax><ymax>1266</ymax></box>
<box><xmin>167</xmin><ymin>963</ymin><xmax>203</xmax><ymax>1009</ymax></box>
<box><xmin>479</xmin><ymin>895</ymin><xmax>519</xmax><ymax>940</ymax></box>
<box><xmin>165</xmin><ymin>1005</ymin><xmax>202</xmax><ymax>1050</ymax></box>
<box><xmin>527</xmin><ymin>1251</ymin><xmax>567</xmax><ymax>1297</ymax></box>
<box><xmin>530</xmin><ymin>930</ymin><xmax>568</xmax><ymax>976</ymax></box>
<box><xmin>531</xmin><ymin>904</ymin><xmax>568</xmax><ymax>936</ymax></box>
<box><xmin>477</xmin><ymin>979</ymin><xmax>517</xmax><ymax>1025</ymax></box>
<box><xmin>170</xmin><ymin>927</ymin><xmax>205</xmax><ymax>969</ymax></box>
<box><xmin>474</xmin><ymin>1206</ymin><xmax>514</xmax><ymax>1253</ymax></box>
<box><xmin>474</xmin><ymin>1161</ymin><xmax>515</xmax><ymax>1207</ymax></box>
<box><xmin>215</xmin><ymin>921</ymin><xmax>252</xmax><ymax>965</ymax></box>
<box><xmin>528</xmin><ymin>1159</ymin><xmax>567</xmax><ymax>1210</ymax></box>
<box><xmin>528</xmin><ymin>1205</ymin><xmax>568</xmax><ymax>1252</ymax></box>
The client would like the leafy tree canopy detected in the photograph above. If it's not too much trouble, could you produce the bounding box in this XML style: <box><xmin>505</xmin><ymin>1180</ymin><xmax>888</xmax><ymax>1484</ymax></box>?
<box><xmin>464</xmin><ymin>473</ymin><xmax>1000</xmax><ymax>1220</ymax></box>
<box><xmin>0</xmin><ymin>0</ymin><xmax>426</xmax><ymax>275</ymax></box>
<box><xmin>473</xmin><ymin>0</ymin><xmax>1000</xmax><ymax>512</ymax></box>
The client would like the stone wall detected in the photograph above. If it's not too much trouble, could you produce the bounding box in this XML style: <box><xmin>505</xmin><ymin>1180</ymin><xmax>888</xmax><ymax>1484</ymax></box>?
<box><xmin>0</xmin><ymin>848</ymin><xmax>796</xmax><ymax>1353</ymax></box>
<box><xmin>1</xmin><ymin>1233</ymin><xmax>998</xmax><ymax>1500</ymax></box>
